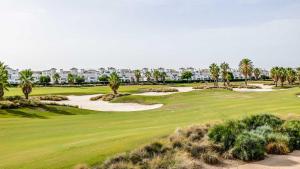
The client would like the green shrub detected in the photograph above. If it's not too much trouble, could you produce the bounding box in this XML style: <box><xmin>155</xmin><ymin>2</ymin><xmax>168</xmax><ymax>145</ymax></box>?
<box><xmin>38</xmin><ymin>95</ymin><xmax>68</xmax><ymax>101</ymax></box>
<box><xmin>251</xmin><ymin>125</ymin><xmax>273</xmax><ymax>137</ymax></box>
<box><xmin>266</xmin><ymin>142</ymin><xmax>289</xmax><ymax>155</ymax></box>
<box><xmin>266</xmin><ymin>133</ymin><xmax>290</xmax><ymax>145</ymax></box>
<box><xmin>232</xmin><ymin>132</ymin><xmax>266</xmax><ymax>161</ymax></box>
<box><xmin>208</xmin><ymin>120</ymin><xmax>245</xmax><ymax>150</ymax></box>
<box><xmin>282</xmin><ymin>120</ymin><xmax>300</xmax><ymax>150</ymax></box>
<box><xmin>201</xmin><ymin>151</ymin><xmax>220</xmax><ymax>165</ymax></box>
<box><xmin>242</xmin><ymin>114</ymin><xmax>284</xmax><ymax>130</ymax></box>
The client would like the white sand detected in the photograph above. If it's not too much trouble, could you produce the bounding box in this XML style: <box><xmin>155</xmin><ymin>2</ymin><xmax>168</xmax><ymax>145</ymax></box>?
<box><xmin>232</xmin><ymin>150</ymin><xmax>300</xmax><ymax>169</ymax></box>
<box><xmin>233</xmin><ymin>84</ymin><xmax>274</xmax><ymax>92</ymax></box>
<box><xmin>134</xmin><ymin>87</ymin><xmax>196</xmax><ymax>96</ymax></box>
<box><xmin>43</xmin><ymin>94</ymin><xmax>163</xmax><ymax>112</ymax></box>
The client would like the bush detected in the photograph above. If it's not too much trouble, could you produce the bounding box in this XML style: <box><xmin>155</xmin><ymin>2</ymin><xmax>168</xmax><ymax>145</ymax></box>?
<box><xmin>201</xmin><ymin>151</ymin><xmax>220</xmax><ymax>165</ymax></box>
<box><xmin>102</xmin><ymin>153</ymin><xmax>130</xmax><ymax>169</ymax></box>
<box><xmin>266</xmin><ymin>133</ymin><xmax>290</xmax><ymax>145</ymax></box>
<box><xmin>242</xmin><ymin>114</ymin><xmax>284</xmax><ymax>130</ymax></box>
<box><xmin>0</xmin><ymin>100</ymin><xmax>19</xmax><ymax>109</ymax></box>
<box><xmin>208</xmin><ymin>120</ymin><xmax>245</xmax><ymax>150</ymax></box>
<box><xmin>266</xmin><ymin>142</ymin><xmax>289</xmax><ymax>155</ymax></box>
<box><xmin>144</xmin><ymin>88</ymin><xmax>178</xmax><ymax>92</ymax></box>
<box><xmin>231</xmin><ymin>132</ymin><xmax>266</xmax><ymax>161</ymax></box>
<box><xmin>38</xmin><ymin>95</ymin><xmax>68</xmax><ymax>101</ymax></box>
<box><xmin>282</xmin><ymin>120</ymin><xmax>300</xmax><ymax>150</ymax></box>
<box><xmin>142</xmin><ymin>142</ymin><xmax>169</xmax><ymax>158</ymax></box>
<box><xmin>189</xmin><ymin>144</ymin><xmax>207</xmax><ymax>158</ymax></box>
<box><xmin>4</xmin><ymin>95</ymin><xmax>23</xmax><ymax>101</ymax></box>
<box><xmin>251</xmin><ymin>125</ymin><xmax>273</xmax><ymax>137</ymax></box>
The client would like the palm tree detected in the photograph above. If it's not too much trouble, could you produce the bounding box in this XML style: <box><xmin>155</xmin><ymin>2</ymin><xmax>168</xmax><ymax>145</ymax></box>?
<box><xmin>19</xmin><ymin>69</ymin><xmax>34</xmax><ymax>99</ymax></box>
<box><xmin>108</xmin><ymin>72</ymin><xmax>120</xmax><ymax>95</ymax></box>
<box><xmin>278</xmin><ymin>67</ymin><xmax>287</xmax><ymax>87</ymax></box>
<box><xmin>145</xmin><ymin>71</ymin><xmax>152</xmax><ymax>82</ymax></box>
<box><xmin>153</xmin><ymin>70</ymin><xmax>161</xmax><ymax>83</ymax></box>
<box><xmin>286</xmin><ymin>68</ymin><xmax>296</xmax><ymax>85</ymax></box>
<box><xmin>253</xmin><ymin>68</ymin><xmax>261</xmax><ymax>80</ymax></box>
<box><xmin>53</xmin><ymin>73</ymin><xmax>60</xmax><ymax>84</ymax></box>
<box><xmin>220</xmin><ymin>62</ymin><xmax>230</xmax><ymax>86</ymax></box>
<box><xmin>134</xmin><ymin>70</ymin><xmax>141</xmax><ymax>83</ymax></box>
<box><xmin>160</xmin><ymin>72</ymin><xmax>167</xmax><ymax>84</ymax></box>
<box><xmin>209</xmin><ymin>63</ymin><xmax>220</xmax><ymax>87</ymax></box>
<box><xmin>239</xmin><ymin>58</ymin><xmax>253</xmax><ymax>86</ymax></box>
<box><xmin>0</xmin><ymin>62</ymin><xmax>9</xmax><ymax>100</ymax></box>
<box><xmin>270</xmin><ymin>67</ymin><xmax>280</xmax><ymax>87</ymax></box>
<box><xmin>297</xmin><ymin>67</ymin><xmax>300</xmax><ymax>86</ymax></box>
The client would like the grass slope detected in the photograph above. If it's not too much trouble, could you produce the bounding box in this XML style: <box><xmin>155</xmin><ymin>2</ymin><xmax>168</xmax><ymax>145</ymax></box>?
<box><xmin>0</xmin><ymin>87</ymin><xmax>300</xmax><ymax>169</ymax></box>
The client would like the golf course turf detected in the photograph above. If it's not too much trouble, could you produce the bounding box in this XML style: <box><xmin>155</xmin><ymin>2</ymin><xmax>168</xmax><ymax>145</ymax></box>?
<box><xmin>1</xmin><ymin>84</ymin><xmax>300</xmax><ymax>169</ymax></box>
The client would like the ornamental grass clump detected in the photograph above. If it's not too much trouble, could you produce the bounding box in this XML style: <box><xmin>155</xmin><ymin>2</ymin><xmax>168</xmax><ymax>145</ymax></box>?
<box><xmin>201</xmin><ymin>151</ymin><xmax>220</xmax><ymax>165</ymax></box>
<box><xmin>241</xmin><ymin>114</ymin><xmax>284</xmax><ymax>130</ymax></box>
<box><xmin>38</xmin><ymin>95</ymin><xmax>68</xmax><ymax>101</ymax></box>
<box><xmin>281</xmin><ymin>120</ymin><xmax>300</xmax><ymax>150</ymax></box>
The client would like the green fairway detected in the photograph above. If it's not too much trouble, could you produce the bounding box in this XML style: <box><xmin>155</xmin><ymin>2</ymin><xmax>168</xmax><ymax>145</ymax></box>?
<box><xmin>5</xmin><ymin>85</ymin><xmax>167</xmax><ymax>96</ymax></box>
<box><xmin>1</xmin><ymin>86</ymin><xmax>300</xmax><ymax>169</ymax></box>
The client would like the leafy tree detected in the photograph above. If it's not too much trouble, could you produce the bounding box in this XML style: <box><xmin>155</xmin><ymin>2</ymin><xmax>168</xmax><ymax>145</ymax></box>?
<box><xmin>67</xmin><ymin>73</ymin><xmax>75</xmax><ymax>84</ymax></box>
<box><xmin>108</xmin><ymin>72</ymin><xmax>120</xmax><ymax>95</ymax></box>
<box><xmin>145</xmin><ymin>71</ymin><xmax>152</xmax><ymax>82</ymax></box>
<box><xmin>0</xmin><ymin>62</ymin><xmax>9</xmax><ymax>100</ymax></box>
<box><xmin>153</xmin><ymin>70</ymin><xmax>161</xmax><ymax>83</ymax></box>
<box><xmin>209</xmin><ymin>63</ymin><xmax>220</xmax><ymax>87</ymax></box>
<box><xmin>226</xmin><ymin>72</ymin><xmax>234</xmax><ymax>86</ymax></box>
<box><xmin>253</xmin><ymin>68</ymin><xmax>261</xmax><ymax>80</ymax></box>
<box><xmin>52</xmin><ymin>73</ymin><xmax>60</xmax><ymax>84</ymax></box>
<box><xmin>239</xmin><ymin>58</ymin><xmax>253</xmax><ymax>86</ymax></box>
<box><xmin>19</xmin><ymin>69</ymin><xmax>34</xmax><ymax>99</ymax></box>
<box><xmin>98</xmin><ymin>75</ymin><xmax>109</xmax><ymax>82</ymax></box>
<box><xmin>134</xmin><ymin>70</ymin><xmax>141</xmax><ymax>83</ymax></box>
<box><xmin>220</xmin><ymin>62</ymin><xmax>230</xmax><ymax>86</ymax></box>
<box><xmin>181</xmin><ymin>71</ymin><xmax>193</xmax><ymax>82</ymax></box>
<box><xmin>286</xmin><ymin>68</ymin><xmax>296</xmax><ymax>85</ymax></box>
<box><xmin>278</xmin><ymin>67</ymin><xmax>287</xmax><ymax>87</ymax></box>
<box><xmin>160</xmin><ymin>72</ymin><xmax>167</xmax><ymax>84</ymax></box>
<box><xmin>75</xmin><ymin>75</ymin><xmax>85</xmax><ymax>84</ymax></box>
<box><xmin>39</xmin><ymin>76</ymin><xmax>51</xmax><ymax>86</ymax></box>
<box><xmin>271</xmin><ymin>67</ymin><xmax>280</xmax><ymax>87</ymax></box>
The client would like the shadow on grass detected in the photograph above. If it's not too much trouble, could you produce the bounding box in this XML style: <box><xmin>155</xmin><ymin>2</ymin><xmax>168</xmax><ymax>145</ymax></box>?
<box><xmin>41</xmin><ymin>105</ymin><xmax>76</xmax><ymax>115</ymax></box>
<box><xmin>0</xmin><ymin>109</ymin><xmax>47</xmax><ymax>119</ymax></box>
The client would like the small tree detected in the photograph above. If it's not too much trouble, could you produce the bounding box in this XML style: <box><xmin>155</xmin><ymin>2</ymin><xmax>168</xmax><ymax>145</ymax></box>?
<box><xmin>108</xmin><ymin>72</ymin><xmax>120</xmax><ymax>95</ymax></box>
<box><xmin>98</xmin><ymin>75</ymin><xmax>109</xmax><ymax>82</ymax></box>
<box><xmin>253</xmin><ymin>68</ymin><xmax>261</xmax><ymax>80</ymax></box>
<box><xmin>271</xmin><ymin>67</ymin><xmax>280</xmax><ymax>87</ymax></box>
<box><xmin>39</xmin><ymin>75</ymin><xmax>51</xmax><ymax>86</ymax></box>
<box><xmin>0</xmin><ymin>62</ymin><xmax>9</xmax><ymax>100</ymax></box>
<box><xmin>220</xmin><ymin>62</ymin><xmax>230</xmax><ymax>86</ymax></box>
<box><xmin>286</xmin><ymin>68</ymin><xmax>296</xmax><ymax>85</ymax></box>
<box><xmin>145</xmin><ymin>71</ymin><xmax>152</xmax><ymax>82</ymax></box>
<box><xmin>160</xmin><ymin>72</ymin><xmax>167</xmax><ymax>84</ymax></box>
<box><xmin>226</xmin><ymin>72</ymin><xmax>234</xmax><ymax>86</ymax></box>
<box><xmin>153</xmin><ymin>70</ymin><xmax>161</xmax><ymax>83</ymax></box>
<box><xmin>75</xmin><ymin>75</ymin><xmax>85</xmax><ymax>84</ymax></box>
<box><xmin>134</xmin><ymin>70</ymin><xmax>141</xmax><ymax>84</ymax></box>
<box><xmin>53</xmin><ymin>73</ymin><xmax>60</xmax><ymax>84</ymax></box>
<box><xmin>278</xmin><ymin>67</ymin><xmax>287</xmax><ymax>87</ymax></box>
<box><xmin>239</xmin><ymin>58</ymin><xmax>253</xmax><ymax>86</ymax></box>
<box><xmin>181</xmin><ymin>71</ymin><xmax>193</xmax><ymax>82</ymax></box>
<box><xmin>19</xmin><ymin>69</ymin><xmax>34</xmax><ymax>99</ymax></box>
<box><xmin>297</xmin><ymin>67</ymin><xmax>300</xmax><ymax>86</ymax></box>
<box><xmin>209</xmin><ymin>63</ymin><xmax>220</xmax><ymax>87</ymax></box>
<box><xmin>67</xmin><ymin>74</ymin><xmax>75</xmax><ymax>84</ymax></box>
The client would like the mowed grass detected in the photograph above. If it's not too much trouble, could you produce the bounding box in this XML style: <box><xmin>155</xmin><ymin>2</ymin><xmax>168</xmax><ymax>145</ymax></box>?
<box><xmin>1</xmin><ymin>85</ymin><xmax>300</xmax><ymax>169</ymax></box>
<box><xmin>5</xmin><ymin>85</ymin><xmax>167</xmax><ymax>96</ymax></box>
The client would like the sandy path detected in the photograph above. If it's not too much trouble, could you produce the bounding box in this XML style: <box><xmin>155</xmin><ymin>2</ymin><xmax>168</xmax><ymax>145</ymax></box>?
<box><xmin>231</xmin><ymin>151</ymin><xmax>300</xmax><ymax>169</ymax></box>
<box><xmin>43</xmin><ymin>94</ymin><xmax>163</xmax><ymax>112</ymax></box>
<box><xmin>134</xmin><ymin>87</ymin><xmax>196</xmax><ymax>96</ymax></box>
<box><xmin>233</xmin><ymin>84</ymin><xmax>274</xmax><ymax>92</ymax></box>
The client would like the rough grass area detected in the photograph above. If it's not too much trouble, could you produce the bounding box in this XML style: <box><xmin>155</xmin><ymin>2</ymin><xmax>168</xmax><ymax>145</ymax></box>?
<box><xmin>0</xmin><ymin>86</ymin><xmax>300</xmax><ymax>169</ymax></box>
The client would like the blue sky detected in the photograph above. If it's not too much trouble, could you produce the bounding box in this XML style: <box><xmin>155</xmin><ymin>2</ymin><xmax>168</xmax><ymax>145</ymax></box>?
<box><xmin>0</xmin><ymin>0</ymin><xmax>300</xmax><ymax>70</ymax></box>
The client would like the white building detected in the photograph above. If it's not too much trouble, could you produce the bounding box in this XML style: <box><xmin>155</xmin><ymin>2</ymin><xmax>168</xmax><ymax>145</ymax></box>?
<box><xmin>6</xmin><ymin>67</ymin><xmax>19</xmax><ymax>84</ymax></box>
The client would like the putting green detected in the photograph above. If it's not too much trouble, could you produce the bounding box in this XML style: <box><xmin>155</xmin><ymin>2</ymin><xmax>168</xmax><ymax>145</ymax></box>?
<box><xmin>1</xmin><ymin>85</ymin><xmax>300</xmax><ymax>169</ymax></box>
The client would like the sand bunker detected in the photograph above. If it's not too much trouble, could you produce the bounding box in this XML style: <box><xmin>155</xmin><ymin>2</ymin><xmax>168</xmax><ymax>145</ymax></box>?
<box><xmin>232</xmin><ymin>150</ymin><xmax>300</xmax><ymax>169</ymax></box>
<box><xmin>135</xmin><ymin>87</ymin><xmax>196</xmax><ymax>96</ymax></box>
<box><xmin>43</xmin><ymin>94</ymin><xmax>163</xmax><ymax>112</ymax></box>
<box><xmin>233</xmin><ymin>84</ymin><xmax>274</xmax><ymax>92</ymax></box>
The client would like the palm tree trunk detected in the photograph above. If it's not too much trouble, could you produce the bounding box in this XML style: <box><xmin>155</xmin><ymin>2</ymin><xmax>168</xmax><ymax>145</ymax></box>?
<box><xmin>0</xmin><ymin>87</ymin><xmax>4</xmax><ymax>100</ymax></box>
<box><xmin>245</xmin><ymin>75</ymin><xmax>248</xmax><ymax>86</ymax></box>
<box><xmin>25</xmin><ymin>93</ymin><xmax>29</xmax><ymax>100</ymax></box>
